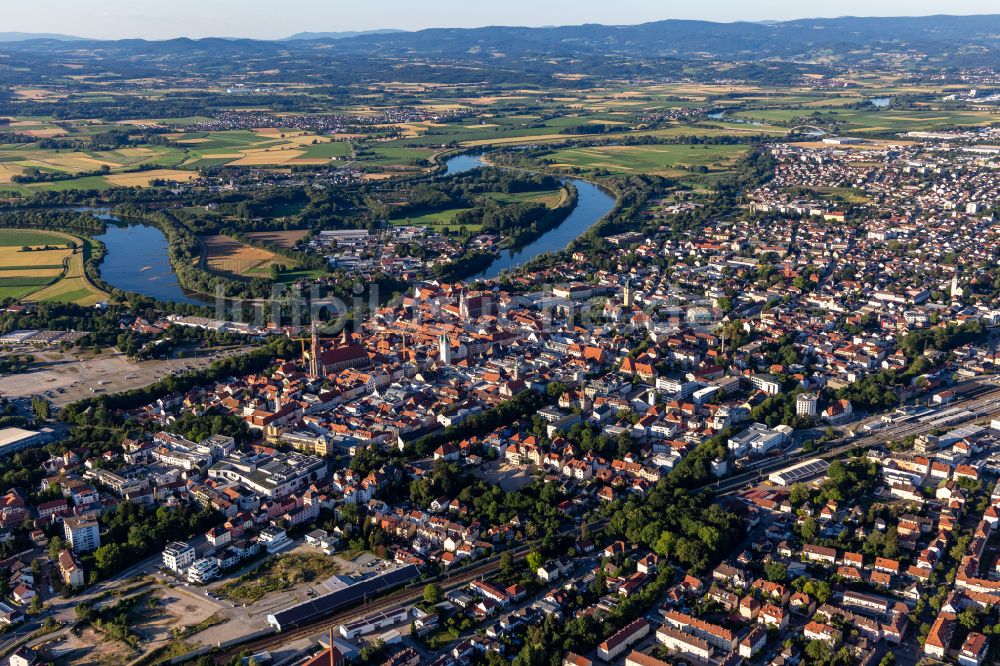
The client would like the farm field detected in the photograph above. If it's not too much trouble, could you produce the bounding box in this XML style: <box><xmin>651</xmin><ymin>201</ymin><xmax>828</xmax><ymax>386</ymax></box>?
<box><xmin>0</xmin><ymin>228</ymin><xmax>106</xmax><ymax>304</ymax></box>
<box><xmin>0</xmin><ymin>140</ymin><xmax>191</xmax><ymax>194</ymax></box>
<box><xmin>540</xmin><ymin>143</ymin><xmax>750</xmax><ymax>176</ymax></box>
<box><xmin>732</xmin><ymin>107</ymin><xmax>999</xmax><ymax>133</ymax></box>
<box><xmin>0</xmin><ymin>228</ymin><xmax>77</xmax><ymax>302</ymax></box>
<box><xmin>176</xmin><ymin>129</ymin><xmax>350</xmax><ymax>167</ymax></box>
<box><xmin>386</xmin><ymin>115</ymin><xmax>587</xmax><ymax>148</ymax></box>
<box><xmin>645</xmin><ymin>122</ymin><xmax>787</xmax><ymax>137</ymax></box>
<box><xmin>276</xmin><ymin>267</ymin><xmax>328</xmax><ymax>283</ymax></box>
<box><xmin>1</xmin><ymin>82</ymin><xmax>997</xmax><ymax>203</ymax></box>
<box><xmin>356</xmin><ymin>143</ymin><xmax>439</xmax><ymax>168</ymax></box>
<box><xmin>391</xmin><ymin>207</ymin><xmax>478</xmax><ymax>232</ymax></box>
<box><xmin>201</xmin><ymin>234</ymin><xmax>297</xmax><ymax>279</ymax></box>
<box><xmin>298</xmin><ymin>140</ymin><xmax>353</xmax><ymax>159</ymax></box>
<box><xmin>104</xmin><ymin>169</ymin><xmax>199</xmax><ymax>187</ymax></box>
<box><xmin>486</xmin><ymin>187</ymin><xmax>567</xmax><ymax>207</ymax></box>
<box><xmin>244</xmin><ymin>229</ymin><xmax>310</xmax><ymax>249</ymax></box>
<box><xmin>391</xmin><ymin>115</ymin><xmax>786</xmax><ymax>149</ymax></box>
<box><xmin>0</xmin><ymin>86</ymin><xmax>868</xmax><ymax>197</ymax></box>
<box><xmin>0</xmin><ymin>143</ymin><xmax>183</xmax><ymax>173</ymax></box>
<box><xmin>461</xmin><ymin>133</ymin><xmax>577</xmax><ymax>147</ymax></box>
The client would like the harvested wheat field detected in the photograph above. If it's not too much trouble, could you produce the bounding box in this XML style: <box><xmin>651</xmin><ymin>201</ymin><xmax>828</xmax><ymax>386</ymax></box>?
<box><xmin>0</xmin><ymin>164</ymin><xmax>23</xmax><ymax>184</ymax></box>
<box><xmin>0</xmin><ymin>245</ymin><xmax>73</xmax><ymax>267</ymax></box>
<box><xmin>227</xmin><ymin>149</ymin><xmax>306</xmax><ymax>165</ymax></box>
<box><xmin>13</xmin><ymin>88</ymin><xmax>64</xmax><ymax>100</ymax></box>
<box><xmin>202</xmin><ymin>234</ymin><xmax>292</xmax><ymax>277</ymax></box>
<box><xmin>245</xmin><ymin>230</ymin><xmax>309</xmax><ymax>248</ymax></box>
<box><xmin>27</xmin><ymin>152</ymin><xmax>120</xmax><ymax>171</ymax></box>
<box><xmin>22</xmin><ymin>127</ymin><xmax>67</xmax><ymax>138</ymax></box>
<box><xmin>105</xmin><ymin>169</ymin><xmax>199</xmax><ymax>186</ymax></box>
<box><xmin>286</xmin><ymin>157</ymin><xmax>334</xmax><ymax>165</ymax></box>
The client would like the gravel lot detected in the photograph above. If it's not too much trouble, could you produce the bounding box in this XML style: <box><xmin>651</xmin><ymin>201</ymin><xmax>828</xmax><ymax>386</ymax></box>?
<box><xmin>0</xmin><ymin>345</ymin><xmax>249</xmax><ymax>406</ymax></box>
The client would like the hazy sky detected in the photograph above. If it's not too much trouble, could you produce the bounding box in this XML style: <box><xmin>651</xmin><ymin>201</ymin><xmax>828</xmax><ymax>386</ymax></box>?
<box><xmin>8</xmin><ymin>0</ymin><xmax>1000</xmax><ymax>40</ymax></box>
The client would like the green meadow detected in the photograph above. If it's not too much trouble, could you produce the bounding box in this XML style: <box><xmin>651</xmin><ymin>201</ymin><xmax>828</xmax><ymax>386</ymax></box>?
<box><xmin>541</xmin><ymin>143</ymin><xmax>750</xmax><ymax>176</ymax></box>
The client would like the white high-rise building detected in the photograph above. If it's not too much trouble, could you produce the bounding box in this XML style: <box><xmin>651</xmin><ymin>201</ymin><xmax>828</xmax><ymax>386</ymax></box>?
<box><xmin>64</xmin><ymin>516</ymin><xmax>100</xmax><ymax>553</ymax></box>
<box><xmin>162</xmin><ymin>541</ymin><xmax>196</xmax><ymax>573</ymax></box>
<box><xmin>796</xmin><ymin>393</ymin><xmax>818</xmax><ymax>417</ymax></box>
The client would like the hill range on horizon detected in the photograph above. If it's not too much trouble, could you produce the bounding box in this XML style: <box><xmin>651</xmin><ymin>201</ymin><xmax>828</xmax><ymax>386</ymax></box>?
<box><xmin>4</xmin><ymin>13</ymin><xmax>1000</xmax><ymax>85</ymax></box>
<box><xmin>282</xmin><ymin>29</ymin><xmax>406</xmax><ymax>41</ymax></box>
<box><xmin>0</xmin><ymin>31</ymin><xmax>87</xmax><ymax>42</ymax></box>
<box><xmin>2</xmin><ymin>12</ymin><xmax>1000</xmax><ymax>49</ymax></box>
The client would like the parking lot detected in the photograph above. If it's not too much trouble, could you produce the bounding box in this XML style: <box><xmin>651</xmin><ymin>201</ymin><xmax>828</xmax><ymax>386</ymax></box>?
<box><xmin>0</xmin><ymin>344</ymin><xmax>249</xmax><ymax>406</ymax></box>
<box><xmin>475</xmin><ymin>460</ymin><xmax>536</xmax><ymax>491</ymax></box>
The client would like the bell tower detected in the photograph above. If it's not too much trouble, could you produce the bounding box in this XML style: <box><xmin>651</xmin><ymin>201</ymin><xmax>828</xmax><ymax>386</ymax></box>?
<box><xmin>439</xmin><ymin>333</ymin><xmax>452</xmax><ymax>365</ymax></box>
<box><xmin>459</xmin><ymin>289</ymin><xmax>470</xmax><ymax>320</ymax></box>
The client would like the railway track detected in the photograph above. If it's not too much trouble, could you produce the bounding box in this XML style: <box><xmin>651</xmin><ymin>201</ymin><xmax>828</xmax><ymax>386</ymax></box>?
<box><xmin>213</xmin><ymin>520</ymin><xmax>609</xmax><ymax>663</ymax></box>
<box><xmin>715</xmin><ymin>385</ymin><xmax>1000</xmax><ymax>496</ymax></box>
<box><xmin>212</xmin><ymin>562</ymin><xmax>503</xmax><ymax>662</ymax></box>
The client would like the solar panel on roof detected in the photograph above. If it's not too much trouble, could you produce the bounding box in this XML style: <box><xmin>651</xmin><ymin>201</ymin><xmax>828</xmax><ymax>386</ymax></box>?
<box><xmin>268</xmin><ymin>565</ymin><xmax>421</xmax><ymax>630</ymax></box>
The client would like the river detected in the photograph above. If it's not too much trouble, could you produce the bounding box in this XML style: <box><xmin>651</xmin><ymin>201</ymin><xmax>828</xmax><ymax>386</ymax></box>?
<box><xmin>93</xmin><ymin>222</ymin><xmax>213</xmax><ymax>306</ymax></box>
<box><xmin>2</xmin><ymin>155</ymin><xmax>614</xmax><ymax>303</ymax></box>
<box><xmin>442</xmin><ymin>154</ymin><xmax>616</xmax><ymax>279</ymax></box>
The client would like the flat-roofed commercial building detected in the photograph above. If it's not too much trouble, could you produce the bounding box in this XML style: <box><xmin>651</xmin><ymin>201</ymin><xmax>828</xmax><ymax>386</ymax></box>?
<box><xmin>0</xmin><ymin>427</ymin><xmax>51</xmax><ymax>456</ymax></box>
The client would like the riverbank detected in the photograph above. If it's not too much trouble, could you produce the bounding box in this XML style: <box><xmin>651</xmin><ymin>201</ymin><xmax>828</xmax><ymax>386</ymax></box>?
<box><xmin>439</xmin><ymin>153</ymin><xmax>618</xmax><ymax>281</ymax></box>
<box><xmin>108</xmin><ymin>205</ymin><xmax>280</xmax><ymax>304</ymax></box>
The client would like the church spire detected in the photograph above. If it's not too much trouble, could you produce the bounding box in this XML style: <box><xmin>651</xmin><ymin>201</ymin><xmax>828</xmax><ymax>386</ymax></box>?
<box><xmin>309</xmin><ymin>321</ymin><xmax>319</xmax><ymax>377</ymax></box>
<box><xmin>459</xmin><ymin>288</ymin><xmax>469</xmax><ymax>320</ymax></box>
